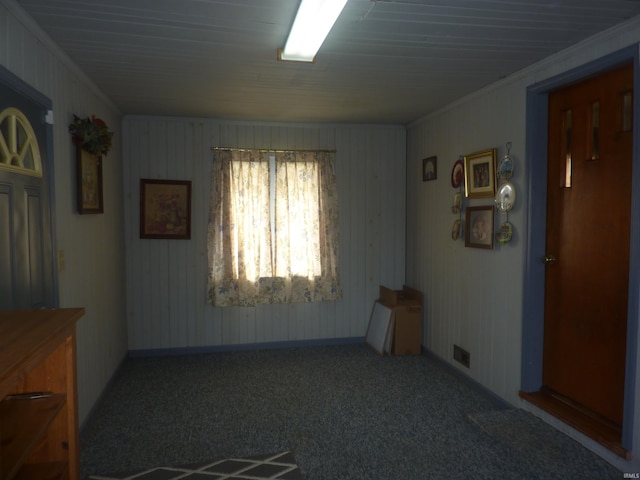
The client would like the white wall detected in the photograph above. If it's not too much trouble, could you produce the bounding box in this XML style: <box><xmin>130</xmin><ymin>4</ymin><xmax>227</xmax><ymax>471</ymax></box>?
<box><xmin>406</xmin><ymin>16</ymin><xmax>640</xmax><ymax>472</ymax></box>
<box><xmin>122</xmin><ymin>117</ymin><xmax>407</xmax><ymax>351</ymax></box>
<box><xmin>0</xmin><ymin>0</ymin><xmax>128</xmax><ymax>424</ymax></box>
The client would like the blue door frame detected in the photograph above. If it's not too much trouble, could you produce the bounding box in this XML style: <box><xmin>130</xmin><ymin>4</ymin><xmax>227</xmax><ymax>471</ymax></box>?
<box><xmin>0</xmin><ymin>64</ymin><xmax>57</xmax><ymax>308</ymax></box>
<box><xmin>521</xmin><ymin>45</ymin><xmax>640</xmax><ymax>451</ymax></box>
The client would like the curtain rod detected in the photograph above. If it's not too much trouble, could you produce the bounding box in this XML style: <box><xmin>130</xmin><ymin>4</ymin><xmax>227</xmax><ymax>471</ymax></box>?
<box><xmin>211</xmin><ymin>147</ymin><xmax>336</xmax><ymax>153</ymax></box>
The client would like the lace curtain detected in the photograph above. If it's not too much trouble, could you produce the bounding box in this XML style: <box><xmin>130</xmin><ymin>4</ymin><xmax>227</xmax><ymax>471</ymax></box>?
<box><xmin>207</xmin><ymin>149</ymin><xmax>342</xmax><ymax>307</ymax></box>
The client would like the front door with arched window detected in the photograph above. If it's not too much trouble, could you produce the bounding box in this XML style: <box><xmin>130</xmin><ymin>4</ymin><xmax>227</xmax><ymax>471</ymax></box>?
<box><xmin>0</xmin><ymin>67</ymin><xmax>55</xmax><ymax>309</ymax></box>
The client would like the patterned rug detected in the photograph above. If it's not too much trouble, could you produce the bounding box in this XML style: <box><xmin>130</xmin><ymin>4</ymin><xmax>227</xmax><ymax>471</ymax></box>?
<box><xmin>88</xmin><ymin>451</ymin><xmax>303</xmax><ymax>480</ymax></box>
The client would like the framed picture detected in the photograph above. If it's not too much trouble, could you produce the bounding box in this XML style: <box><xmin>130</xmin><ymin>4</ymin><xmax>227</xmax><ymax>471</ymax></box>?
<box><xmin>76</xmin><ymin>147</ymin><xmax>104</xmax><ymax>214</ymax></box>
<box><xmin>422</xmin><ymin>156</ymin><xmax>437</xmax><ymax>181</ymax></box>
<box><xmin>140</xmin><ymin>179</ymin><xmax>192</xmax><ymax>239</ymax></box>
<box><xmin>465</xmin><ymin>205</ymin><xmax>494</xmax><ymax>249</ymax></box>
<box><xmin>464</xmin><ymin>148</ymin><xmax>496</xmax><ymax>198</ymax></box>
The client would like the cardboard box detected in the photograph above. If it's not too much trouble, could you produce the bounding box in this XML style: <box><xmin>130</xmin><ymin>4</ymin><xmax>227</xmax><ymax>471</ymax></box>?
<box><xmin>379</xmin><ymin>285</ymin><xmax>422</xmax><ymax>355</ymax></box>
<box><xmin>380</xmin><ymin>285</ymin><xmax>422</xmax><ymax>307</ymax></box>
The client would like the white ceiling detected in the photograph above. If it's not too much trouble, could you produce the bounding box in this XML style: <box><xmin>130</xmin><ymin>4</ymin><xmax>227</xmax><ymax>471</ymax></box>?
<box><xmin>15</xmin><ymin>0</ymin><xmax>640</xmax><ymax>125</ymax></box>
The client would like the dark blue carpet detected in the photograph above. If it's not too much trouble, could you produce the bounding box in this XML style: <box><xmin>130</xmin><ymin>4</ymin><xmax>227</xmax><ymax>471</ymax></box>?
<box><xmin>80</xmin><ymin>344</ymin><xmax>620</xmax><ymax>479</ymax></box>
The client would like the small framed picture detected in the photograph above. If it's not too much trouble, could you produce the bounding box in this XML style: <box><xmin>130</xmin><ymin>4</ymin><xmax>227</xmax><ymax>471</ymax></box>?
<box><xmin>422</xmin><ymin>156</ymin><xmax>437</xmax><ymax>181</ymax></box>
<box><xmin>465</xmin><ymin>205</ymin><xmax>494</xmax><ymax>249</ymax></box>
<box><xmin>140</xmin><ymin>179</ymin><xmax>192</xmax><ymax>239</ymax></box>
<box><xmin>464</xmin><ymin>148</ymin><xmax>496</xmax><ymax>198</ymax></box>
<box><xmin>76</xmin><ymin>147</ymin><xmax>104</xmax><ymax>214</ymax></box>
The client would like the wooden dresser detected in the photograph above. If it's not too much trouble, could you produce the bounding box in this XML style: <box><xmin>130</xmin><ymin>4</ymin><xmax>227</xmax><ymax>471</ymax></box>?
<box><xmin>0</xmin><ymin>308</ymin><xmax>84</xmax><ymax>480</ymax></box>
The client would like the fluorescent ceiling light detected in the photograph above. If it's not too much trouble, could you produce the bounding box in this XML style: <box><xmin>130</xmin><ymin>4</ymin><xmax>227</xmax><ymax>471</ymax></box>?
<box><xmin>279</xmin><ymin>0</ymin><xmax>349</xmax><ymax>62</ymax></box>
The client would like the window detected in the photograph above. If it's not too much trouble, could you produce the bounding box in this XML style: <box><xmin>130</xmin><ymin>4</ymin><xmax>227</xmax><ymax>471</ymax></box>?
<box><xmin>207</xmin><ymin>149</ymin><xmax>341</xmax><ymax>307</ymax></box>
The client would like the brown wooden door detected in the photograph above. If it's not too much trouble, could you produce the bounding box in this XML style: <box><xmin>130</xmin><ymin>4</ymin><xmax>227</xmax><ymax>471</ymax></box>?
<box><xmin>543</xmin><ymin>64</ymin><xmax>633</xmax><ymax>427</ymax></box>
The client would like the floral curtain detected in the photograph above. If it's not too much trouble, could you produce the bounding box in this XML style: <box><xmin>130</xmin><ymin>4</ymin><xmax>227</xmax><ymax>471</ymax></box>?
<box><xmin>206</xmin><ymin>149</ymin><xmax>271</xmax><ymax>306</ymax></box>
<box><xmin>207</xmin><ymin>149</ymin><xmax>342</xmax><ymax>307</ymax></box>
<box><xmin>273</xmin><ymin>150</ymin><xmax>342</xmax><ymax>303</ymax></box>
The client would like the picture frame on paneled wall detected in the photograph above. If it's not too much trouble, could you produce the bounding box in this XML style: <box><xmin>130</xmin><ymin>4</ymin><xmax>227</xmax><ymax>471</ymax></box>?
<box><xmin>76</xmin><ymin>146</ymin><xmax>104</xmax><ymax>214</ymax></box>
<box><xmin>464</xmin><ymin>148</ymin><xmax>496</xmax><ymax>198</ymax></box>
<box><xmin>422</xmin><ymin>155</ymin><xmax>437</xmax><ymax>181</ymax></box>
<box><xmin>140</xmin><ymin>179</ymin><xmax>192</xmax><ymax>239</ymax></box>
<box><xmin>465</xmin><ymin>205</ymin><xmax>494</xmax><ymax>249</ymax></box>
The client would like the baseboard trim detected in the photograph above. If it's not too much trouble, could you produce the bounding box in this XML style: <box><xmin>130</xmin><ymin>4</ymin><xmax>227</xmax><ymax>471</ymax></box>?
<box><xmin>79</xmin><ymin>355</ymin><xmax>128</xmax><ymax>434</ymax></box>
<box><xmin>127</xmin><ymin>336</ymin><xmax>366</xmax><ymax>358</ymax></box>
<box><xmin>421</xmin><ymin>347</ymin><xmax>512</xmax><ymax>411</ymax></box>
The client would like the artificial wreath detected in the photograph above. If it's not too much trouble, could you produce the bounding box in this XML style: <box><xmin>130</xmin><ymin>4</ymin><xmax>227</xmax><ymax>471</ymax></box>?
<box><xmin>68</xmin><ymin>114</ymin><xmax>114</xmax><ymax>157</ymax></box>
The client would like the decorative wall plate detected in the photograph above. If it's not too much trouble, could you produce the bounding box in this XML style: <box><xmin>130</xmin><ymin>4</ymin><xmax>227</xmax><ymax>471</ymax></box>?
<box><xmin>451</xmin><ymin>193</ymin><xmax>462</xmax><ymax>214</ymax></box>
<box><xmin>495</xmin><ymin>181</ymin><xmax>516</xmax><ymax>213</ymax></box>
<box><xmin>451</xmin><ymin>219</ymin><xmax>461</xmax><ymax>240</ymax></box>
<box><xmin>451</xmin><ymin>159</ymin><xmax>464</xmax><ymax>188</ymax></box>
<box><xmin>497</xmin><ymin>154</ymin><xmax>514</xmax><ymax>182</ymax></box>
<box><xmin>496</xmin><ymin>221</ymin><xmax>513</xmax><ymax>244</ymax></box>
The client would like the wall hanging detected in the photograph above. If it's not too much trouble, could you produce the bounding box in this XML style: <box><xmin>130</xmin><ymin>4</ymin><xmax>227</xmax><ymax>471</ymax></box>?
<box><xmin>450</xmin><ymin>157</ymin><xmax>464</xmax><ymax>240</ymax></box>
<box><xmin>450</xmin><ymin>157</ymin><xmax>464</xmax><ymax>189</ymax></box>
<box><xmin>422</xmin><ymin>155</ymin><xmax>437</xmax><ymax>181</ymax></box>
<box><xmin>75</xmin><ymin>148</ymin><xmax>103</xmax><ymax>214</ymax></box>
<box><xmin>495</xmin><ymin>142</ymin><xmax>515</xmax><ymax>244</ymax></box>
<box><xmin>140</xmin><ymin>179</ymin><xmax>192</xmax><ymax>239</ymax></box>
<box><xmin>464</xmin><ymin>148</ymin><xmax>496</xmax><ymax>199</ymax></box>
<box><xmin>69</xmin><ymin>114</ymin><xmax>113</xmax><ymax>214</ymax></box>
<box><xmin>465</xmin><ymin>205</ymin><xmax>494</xmax><ymax>249</ymax></box>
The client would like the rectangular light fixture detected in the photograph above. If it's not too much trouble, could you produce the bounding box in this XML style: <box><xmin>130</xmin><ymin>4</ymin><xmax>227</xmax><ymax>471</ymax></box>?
<box><xmin>278</xmin><ymin>0</ymin><xmax>348</xmax><ymax>63</ymax></box>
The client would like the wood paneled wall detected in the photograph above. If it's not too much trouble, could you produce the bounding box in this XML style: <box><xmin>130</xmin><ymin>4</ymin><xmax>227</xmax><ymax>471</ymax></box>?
<box><xmin>0</xmin><ymin>1</ymin><xmax>128</xmax><ymax>424</ymax></box>
<box><xmin>406</xmin><ymin>16</ymin><xmax>640</xmax><ymax>471</ymax></box>
<box><xmin>122</xmin><ymin>118</ymin><xmax>406</xmax><ymax>351</ymax></box>
<box><xmin>406</xmin><ymin>85</ymin><xmax>525</xmax><ymax>404</ymax></box>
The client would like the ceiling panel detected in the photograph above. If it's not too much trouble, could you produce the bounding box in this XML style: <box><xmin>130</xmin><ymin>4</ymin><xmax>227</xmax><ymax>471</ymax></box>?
<box><xmin>14</xmin><ymin>0</ymin><xmax>640</xmax><ymax>124</ymax></box>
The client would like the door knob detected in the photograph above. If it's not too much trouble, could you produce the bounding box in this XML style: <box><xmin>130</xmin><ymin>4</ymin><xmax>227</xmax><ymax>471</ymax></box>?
<box><xmin>544</xmin><ymin>254</ymin><xmax>556</xmax><ymax>264</ymax></box>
